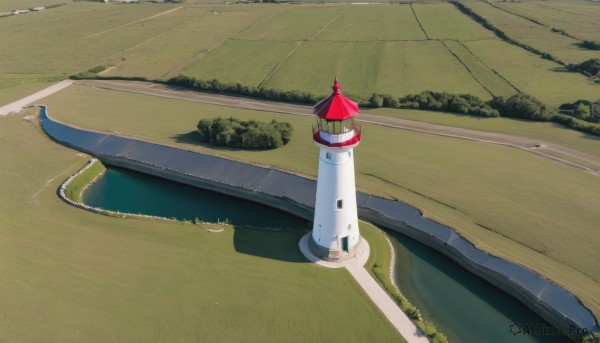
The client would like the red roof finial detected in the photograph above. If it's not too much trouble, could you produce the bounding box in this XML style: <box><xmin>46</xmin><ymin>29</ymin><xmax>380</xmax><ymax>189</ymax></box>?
<box><xmin>332</xmin><ymin>78</ymin><xmax>340</xmax><ymax>94</ymax></box>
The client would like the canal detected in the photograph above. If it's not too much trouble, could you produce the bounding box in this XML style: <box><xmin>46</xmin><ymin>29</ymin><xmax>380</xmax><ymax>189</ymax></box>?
<box><xmin>84</xmin><ymin>166</ymin><xmax>570</xmax><ymax>343</ymax></box>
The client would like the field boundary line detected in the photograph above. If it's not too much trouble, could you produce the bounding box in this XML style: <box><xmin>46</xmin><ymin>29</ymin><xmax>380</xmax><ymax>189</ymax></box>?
<box><xmin>483</xmin><ymin>0</ymin><xmax>581</xmax><ymax>41</ymax></box>
<box><xmin>163</xmin><ymin>6</ymin><xmax>291</xmax><ymax>79</ymax></box>
<box><xmin>258</xmin><ymin>41</ymin><xmax>304</xmax><ymax>89</ymax></box>
<box><xmin>442</xmin><ymin>40</ymin><xmax>494</xmax><ymax>97</ymax></box>
<box><xmin>459</xmin><ymin>41</ymin><xmax>521</xmax><ymax>93</ymax></box>
<box><xmin>73</xmin><ymin>6</ymin><xmax>183</xmax><ymax>42</ymax></box>
<box><xmin>310</xmin><ymin>5</ymin><xmax>349</xmax><ymax>41</ymax></box>
<box><xmin>409</xmin><ymin>4</ymin><xmax>429</xmax><ymax>40</ymax></box>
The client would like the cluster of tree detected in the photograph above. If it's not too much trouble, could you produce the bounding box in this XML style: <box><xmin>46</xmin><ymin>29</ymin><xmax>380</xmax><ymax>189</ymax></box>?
<box><xmin>169</xmin><ymin>75</ymin><xmax>328</xmax><ymax>105</ymax></box>
<box><xmin>451</xmin><ymin>2</ymin><xmax>564</xmax><ymax>66</ymax></box>
<box><xmin>169</xmin><ymin>74</ymin><xmax>600</xmax><ymax>137</ymax></box>
<box><xmin>567</xmin><ymin>58</ymin><xmax>600</xmax><ymax>77</ymax></box>
<box><xmin>370</xmin><ymin>91</ymin><xmax>501</xmax><ymax>117</ymax></box>
<box><xmin>559</xmin><ymin>100</ymin><xmax>599</xmax><ymax>123</ymax></box>
<box><xmin>580</xmin><ymin>41</ymin><xmax>600</xmax><ymax>51</ymax></box>
<box><xmin>196</xmin><ymin>117</ymin><xmax>293</xmax><ymax>149</ymax></box>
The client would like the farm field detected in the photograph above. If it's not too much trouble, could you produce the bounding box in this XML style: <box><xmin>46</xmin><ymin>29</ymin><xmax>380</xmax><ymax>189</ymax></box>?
<box><xmin>315</xmin><ymin>5</ymin><xmax>426</xmax><ymax>41</ymax></box>
<box><xmin>0</xmin><ymin>1</ymin><xmax>598</xmax><ymax>110</ymax></box>
<box><xmin>464</xmin><ymin>39</ymin><xmax>599</xmax><ymax>107</ymax></box>
<box><xmin>374</xmin><ymin>41</ymin><xmax>491</xmax><ymax>99</ymax></box>
<box><xmin>492</xmin><ymin>0</ymin><xmax>600</xmax><ymax>43</ymax></box>
<box><xmin>42</xmin><ymin>85</ymin><xmax>600</xmax><ymax>319</ymax></box>
<box><xmin>0</xmin><ymin>108</ymin><xmax>403</xmax><ymax>342</ymax></box>
<box><xmin>411</xmin><ymin>3</ymin><xmax>495</xmax><ymax>41</ymax></box>
<box><xmin>462</xmin><ymin>1</ymin><xmax>600</xmax><ymax>65</ymax></box>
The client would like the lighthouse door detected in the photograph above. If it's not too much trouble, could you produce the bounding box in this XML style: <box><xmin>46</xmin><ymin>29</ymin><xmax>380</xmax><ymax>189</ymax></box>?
<box><xmin>342</xmin><ymin>236</ymin><xmax>349</xmax><ymax>252</ymax></box>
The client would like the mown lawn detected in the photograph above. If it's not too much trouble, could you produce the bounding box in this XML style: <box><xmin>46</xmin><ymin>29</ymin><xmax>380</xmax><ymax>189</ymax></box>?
<box><xmin>0</xmin><ymin>107</ymin><xmax>403</xmax><ymax>342</ymax></box>
<box><xmin>43</xmin><ymin>85</ymin><xmax>600</xmax><ymax>319</ymax></box>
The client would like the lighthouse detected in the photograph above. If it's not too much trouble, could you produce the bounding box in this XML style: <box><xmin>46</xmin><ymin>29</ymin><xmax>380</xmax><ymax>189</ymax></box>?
<box><xmin>309</xmin><ymin>79</ymin><xmax>363</xmax><ymax>261</ymax></box>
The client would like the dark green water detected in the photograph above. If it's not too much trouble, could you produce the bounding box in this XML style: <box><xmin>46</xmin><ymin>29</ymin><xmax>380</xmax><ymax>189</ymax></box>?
<box><xmin>83</xmin><ymin>167</ymin><xmax>569</xmax><ymax>343</ymax></box>
<box><xmin>83</xmin><ymin>167</ymin><xmax>307</xmax><ymax>229</ymax></box>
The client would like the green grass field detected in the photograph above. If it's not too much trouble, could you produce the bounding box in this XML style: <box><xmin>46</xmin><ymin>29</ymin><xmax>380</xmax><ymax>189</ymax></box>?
<box><xmin>411</xmin><ymin>3</ymin><xmax>495</xmax><ymax>41</ymax></box>
<box><xmin>42</xmin><ymin>85</ymin><xmax>600</xmax><ymax>319</ymax></box>
<box><xmin>182</xmin><ymin>40</ymin><xmax>298</xmax><ymax>87</ymax></box>
<box><xmin>0</xmin><ymin>108</ymin><xmax>404</xmax><ymax>342</ymax></box>
<box><xmin>442</xmin><ymin>40</ymin><xmax>517</xmax><ymax>98</ymax></box>
<box><xmin>465</xmin><ymin>39</ymin><xmax>599</xmax><ymax>107</ymax></box>
<box><xmin>463</xmin><ymin>1</ymin><xmax>600</xmax><ymax>65</ymax></box>
<box><xmin>493</xmin><ymin>0</ymin><xmax>600</xmax><ymax>43</ymax></box>
<box><xmin>1</xmin><ymin>1</ymin><xmax>597</xmax><ymax>108</ymax></box>
<box><xmin>315</xmin><ymin>5</ymin><xmax>426</xmax><ymax>41</ymax></box>
<box><xmin>374</xmin><ymin>41</ymin><xmax>491</xmax><ymax>99</ymax></box>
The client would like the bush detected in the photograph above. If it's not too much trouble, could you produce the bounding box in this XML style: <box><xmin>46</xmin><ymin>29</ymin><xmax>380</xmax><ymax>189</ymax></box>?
<box><xmin>580</xmin><ymin>41</ymin><xmax>600</xmax><ymax>51</ymax></box>
<box><xmin>196</xmin><ymin>117</ymin><xmax>293</xmax><ymax>149</ymax></box>
<box><xmin>568</xmin><ymin>58</ymin><xmax>600</xmax><ymax>77</ymax></box>
<box><xmin>492</xmin><ymin>93</ymin><xmax>550</xmax><ymax>120</ymax></box>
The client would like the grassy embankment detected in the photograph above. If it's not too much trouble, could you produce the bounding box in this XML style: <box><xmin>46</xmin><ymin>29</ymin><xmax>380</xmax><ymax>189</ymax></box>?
<box><xmin>44</xmin><ymin>85</ymin><xmax>600</xmax><ymax>321</ymax></box>
<box><xmin>0</xmin><ymin>108</ymin><xmax>405</xmax><ymax>342</ymax></box>
<box><xmin>63</xmin><ymin>159</ymin><xmax>105</xmax><ymax>203</ymax></box>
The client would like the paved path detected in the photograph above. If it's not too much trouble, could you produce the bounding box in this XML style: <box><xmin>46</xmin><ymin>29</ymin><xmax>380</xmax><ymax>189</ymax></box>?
<box><xmin>75</xmin><ymin>79</ymin><xmax>600</xmax><ymax>176</ymax></box>
<box><xmin>0</xmin><ymin>80</ymin><xmax>74</xmax><ymax>116</ymax></box>
<box><xmin>299</xmin><ymin>234</ymin><xmax>429</xmax><ymax>343</ymax></box>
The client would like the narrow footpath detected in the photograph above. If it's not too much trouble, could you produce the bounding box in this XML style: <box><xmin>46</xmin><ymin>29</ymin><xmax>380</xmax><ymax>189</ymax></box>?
<box><xmin>299</xmin><ymin>234</ymin><xmax>430</xmax><ymax>343</ymax></box>
<box><xmin>0</xmin><ymin>80</ymin><xmax>73</xmax><ymax>116</ymax></box>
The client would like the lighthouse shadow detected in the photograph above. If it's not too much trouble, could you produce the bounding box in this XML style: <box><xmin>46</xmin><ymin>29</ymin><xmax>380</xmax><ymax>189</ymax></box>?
<box><xmin>232</xmin><ymin>226</ymin><xmax>310</xmax><ymax>263</ymax></box>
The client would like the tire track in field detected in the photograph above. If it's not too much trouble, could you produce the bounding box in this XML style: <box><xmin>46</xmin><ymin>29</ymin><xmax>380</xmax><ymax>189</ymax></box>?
<box><xmin>257</xmin><ymin>6</ymin><xmax>349</xmax><ymax>89</ymax></box>
<box><xmin>73</xmin><ymin>6</ymin><xmax>183</xmax><ymax>42</ymax></box>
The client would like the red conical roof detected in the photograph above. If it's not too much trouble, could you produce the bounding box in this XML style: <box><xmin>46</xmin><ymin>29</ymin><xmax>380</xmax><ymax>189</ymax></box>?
<box><xmin>313</xmin><ymin>79</ymin><xmax>359</xmax><ymax>120</ymax></box>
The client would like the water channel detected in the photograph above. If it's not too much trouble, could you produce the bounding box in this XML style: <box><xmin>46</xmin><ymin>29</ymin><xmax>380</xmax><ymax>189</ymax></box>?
<box><xmin>83</xmin><ymin>166</ymin><xmax>570</xmax><ymax>343</ymax></box>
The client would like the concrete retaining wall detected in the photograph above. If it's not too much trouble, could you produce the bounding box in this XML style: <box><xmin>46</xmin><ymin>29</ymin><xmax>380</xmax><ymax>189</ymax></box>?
<box><xmin>39</xmin><ymin>105</ymin><xmax>598</xmax><ymax>338</ymax></box>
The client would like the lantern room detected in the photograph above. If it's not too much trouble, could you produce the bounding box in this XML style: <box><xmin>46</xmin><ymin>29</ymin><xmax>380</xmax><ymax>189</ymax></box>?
<box><xmin>312</xmin><ymin>79</ymin><xmax>362</xmax><ymax>147</ymax></box>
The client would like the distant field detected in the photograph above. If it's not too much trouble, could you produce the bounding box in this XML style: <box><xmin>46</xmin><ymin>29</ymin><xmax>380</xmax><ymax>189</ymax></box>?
<box><xmin>262</xmin><ymin>41</ymin><xmax>383</xmax><ymax>100</ymax></box>
<box><xmin>463</xmin><ymin>1</ymin><xmax>600</xmax><ymax>65</ymax></box>
<box><xmin>315</xmin><ymin>5</ymin><xmax>426</xmax><ymax>41</ymax></box>
<box><xmin>236</xmin><ymin>5</ymin><xmax>343</xmax><ymax>41</ymax></box>
<box><xmin>493</xmin><ymin>0</ymin><xmax>600</xmax><ymax>43</ymax></box>
<box><xmin>42</xmin><ymin>85</ymin><xmax>600</xmax><ymax>319</ymax></box>
<box><xmin>442</xmin><ymin>40</ymin><xmax>517</xmax><ymax>98</ymax></box>
<box><xmin>0</xmin><ymin>108</ymin><xmax>403</xmax><ymax>342</ymax></box>
<box><xmin>465</xmin><ymin>39</ymin><xmax>599</xmax><ymax>107</ymax></box>
<box><xmin>374</xmin><ymin>41</ymin><xmax>491</xmax><ymax>99</ymax></box>
<box><xmin>182</xmin><ymin>40</ymin><xmax>298</xmax><ymax>87</ymax></box>
<box><xmin>411</xmin><ymin>3</ymin><xmax>495</xmax><ymax>41</ymax></box>
<box><xmin>1</xmin><ymin>1</ymin><xmax>598</xmax><ymax>108</ymax></box>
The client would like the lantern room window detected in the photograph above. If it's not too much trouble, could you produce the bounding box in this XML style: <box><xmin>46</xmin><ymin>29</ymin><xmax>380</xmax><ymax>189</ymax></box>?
<box><xmin>317</xmin><ymin>118</ymin><xmax>355</xmax><ymax>134</ymax></box>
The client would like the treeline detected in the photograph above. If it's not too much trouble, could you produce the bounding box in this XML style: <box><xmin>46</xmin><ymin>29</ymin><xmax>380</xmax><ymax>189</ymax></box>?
<box><xmin>369</xmin><ymin>91</ymin><xmax>600</xmax><ymax>136</ymax></box>
<box><xmin>196</xmin><ymin>117</ymin><xmax>293</xmax><ymax>149</ymax></box>
<box><xmin>559</xmin><ymin>100</ymin><xmax>599</xmax><ymax>123</ymax></box>
<box><xmin>370</xmin><ymin>92</ymin><xmax>501</xmax><ymax>117</ymax></box>
<box><xmin>567</xmin><ymin>58</ymin><xmax>600</xmax><ymax>77</ymax></box>
<box><xmin>451</xmin><ymin>2</ymin><xmax>565</xmax><ymax>66</ymax></box>
<box><xmin>580</xmin><ymin>41</ymin><xmax>600</xmax><ymax>51</ymax></box>
<box><xmin>169</xmin><ymin>75</ymin><xmax>328</xmax><ymax>104</ymax></box>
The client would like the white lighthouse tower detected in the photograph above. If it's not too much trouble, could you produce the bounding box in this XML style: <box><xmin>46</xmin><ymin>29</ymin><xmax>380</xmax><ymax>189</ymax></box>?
<box><xmin>309</xmin><ymin>79</ymin><xmax>363</xmax><ymax>261</ymax></box>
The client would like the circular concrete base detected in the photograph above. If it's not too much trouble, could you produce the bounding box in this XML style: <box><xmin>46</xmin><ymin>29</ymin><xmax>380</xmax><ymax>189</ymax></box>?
<box><xmin>299</xmin><ymin>232</ymin><xmax>370</xmax><ymax>269</ymax></box>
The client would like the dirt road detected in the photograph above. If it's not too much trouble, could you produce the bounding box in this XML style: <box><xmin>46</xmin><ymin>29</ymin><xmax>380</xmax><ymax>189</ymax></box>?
<box><xmin>74</xmin><ymin>79</ymin><xmax>600</xmax><ymax>176</ymax></box>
